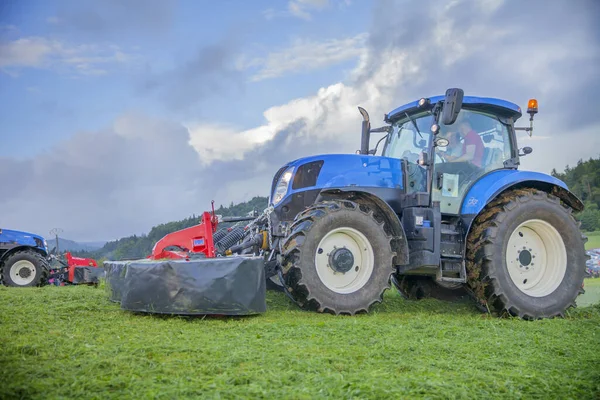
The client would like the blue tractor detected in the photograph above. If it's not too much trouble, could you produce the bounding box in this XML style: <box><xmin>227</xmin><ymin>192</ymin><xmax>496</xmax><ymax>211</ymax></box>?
<box><xmin>263</xmin><ymin>88</ymin><xmax>586</xmax><ymax>319</ymax></box>
<box><xmin>0</xmin><ymin>229</ymin><xmax>50</xmax><ymax>287</ymax></box>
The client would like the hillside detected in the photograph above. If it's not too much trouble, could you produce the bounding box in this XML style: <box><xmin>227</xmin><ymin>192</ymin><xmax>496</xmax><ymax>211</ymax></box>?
<box><xmin>74</xmin><ymin>196</ymin><xmax>268</xmax><ymax>261</ymax></box>
<box><xmin>48</xmin><ymin>238</ymin><xmax>106</xmax><ymax>253</ymax></box>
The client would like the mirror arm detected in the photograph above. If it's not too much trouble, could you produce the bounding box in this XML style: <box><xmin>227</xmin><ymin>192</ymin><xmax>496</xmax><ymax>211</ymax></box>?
<box><xmin>369</xmin><ymin>126</ymin><xmax>392</xmax><ymax>133</ymax></box>
<box><xmin>369</xmin><ymin>133</ymin><xmax>389</xmax><ymax>155</ymax></box>
<box><xmin>515</xmin><ymin>116</ymin><xmax>535</xmax><ymax>136</ymax></box>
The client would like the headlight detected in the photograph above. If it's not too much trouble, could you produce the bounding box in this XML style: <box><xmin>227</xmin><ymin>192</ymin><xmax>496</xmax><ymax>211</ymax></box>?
<box><xmin>272</xmin><ymin>166</ymin><xmax>295</xmax><ymax>205</ymax></box>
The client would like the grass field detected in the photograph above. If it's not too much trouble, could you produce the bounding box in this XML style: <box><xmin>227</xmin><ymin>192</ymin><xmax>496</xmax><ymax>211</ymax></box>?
<box><xmin>1</xmin><ymin>281</ymin><xmax>599</xmax><ymax>400</ymax></box>
<box><xmin>585</xmin><ymin>231</ymin><xmax>600</xmax><ymax>250</ymax></box>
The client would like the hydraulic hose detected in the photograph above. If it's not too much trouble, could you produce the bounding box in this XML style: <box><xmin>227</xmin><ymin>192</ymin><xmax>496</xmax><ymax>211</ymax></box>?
<box><xmin>213</xmin><ymin>229</ymin><xmax>228</xmax><ymax>243</ymax></box>
<box><xmin>215</xmin><ymin>226</ymin><xmax>246</xmax><ymax>254</ymax></box>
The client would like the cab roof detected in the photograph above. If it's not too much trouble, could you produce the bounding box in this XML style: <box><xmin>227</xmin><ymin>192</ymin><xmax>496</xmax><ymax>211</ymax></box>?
<box><xmin>386</xmin><ymin>95</ymin><xmax>522</xmax><ymax>122</ymax></box>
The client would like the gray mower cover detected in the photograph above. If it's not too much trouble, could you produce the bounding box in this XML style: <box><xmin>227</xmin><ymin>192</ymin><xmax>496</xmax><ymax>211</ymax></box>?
<box><xmin>104</xmin><ymin>257</ymin><xmax>266</xmax><ymax>315</ymax></box>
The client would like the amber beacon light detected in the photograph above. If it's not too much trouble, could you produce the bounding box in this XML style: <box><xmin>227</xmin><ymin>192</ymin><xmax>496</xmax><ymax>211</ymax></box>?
<box><xmin>527</xmin><ymin>98</ymin><xmax>538</xmax><ymax>115</ymax></box>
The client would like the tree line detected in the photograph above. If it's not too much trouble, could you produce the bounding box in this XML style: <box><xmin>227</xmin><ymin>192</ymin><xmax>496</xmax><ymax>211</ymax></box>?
<box><xmin>552</xmin><ymin>156</ymin><xmax>600</xmax><ymax>231</ymax></box>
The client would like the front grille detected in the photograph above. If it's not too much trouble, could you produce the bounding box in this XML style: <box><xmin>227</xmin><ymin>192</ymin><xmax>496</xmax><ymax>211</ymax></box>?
<box><xmin>292</xmin><ymin>161</ymin><xmax>324</xmax><ymax>190</ymax></box>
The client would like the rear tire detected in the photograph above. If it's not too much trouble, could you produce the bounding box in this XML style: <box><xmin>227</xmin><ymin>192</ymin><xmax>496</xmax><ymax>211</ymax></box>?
<box><xmin>281</xmin><ymin>201</ymin><xmax>394</xmax><ymax>315</ymax></box>
<box><xmin>466</xmin><ymin>189</ymin><xmax>586</xmax><ymax>319</ymax></box>
<box><xmin>1</xmin><ymin>250</ymin><xmax>49</xmax><ymax>287</ymax></box>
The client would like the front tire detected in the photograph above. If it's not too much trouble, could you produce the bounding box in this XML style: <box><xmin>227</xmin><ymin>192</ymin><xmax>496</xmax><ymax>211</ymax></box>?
<box><xmin>1</xmin><ymin>250</ymin><xmax>49</xmax><ymax>287</ymax></box>
<box><xmin>466</xmin><ymin>189</ymin><xmax>586</xmax><ymax>319</ymax></box>
<box><xmin>281</xmin><ymin>201</ymin><xmax>395</xmax><ymax>315</ymax></box>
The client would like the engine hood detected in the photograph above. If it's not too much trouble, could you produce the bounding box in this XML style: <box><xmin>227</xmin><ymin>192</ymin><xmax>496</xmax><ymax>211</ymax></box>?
<box><xmin>271</xmin><ymin>154</ymin><xmax>404</xmax><ymax>204</ymax></box>
<box><xmin>0</xmin><ymin>229</ymin><xmax>48</xmax><ymax>252</ymax></box>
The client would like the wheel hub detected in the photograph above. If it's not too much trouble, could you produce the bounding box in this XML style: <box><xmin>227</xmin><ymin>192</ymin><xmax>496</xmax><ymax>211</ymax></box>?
<box><xmin>329</xmin><ymin>247</ymin><xmax>354</xmax><ymax>273</ymax></box>
<box><xmin>18</xmin><ymin>267</ymin><xmax>32</xmax><ymax>279</ymax></box>
<box><xmin>314</xmin><ymin>227</ymin><xmax>375</xmax><ymax>294</ymax></box>
<box><xmin>518</xmin><ymin>249</ymin><xmax>533</xmax><ymax>268</ymax></box>
<box><xmin>9</xmin><ymin>260</ymin><xmax>37</xmax><ymax>286</ymax></box>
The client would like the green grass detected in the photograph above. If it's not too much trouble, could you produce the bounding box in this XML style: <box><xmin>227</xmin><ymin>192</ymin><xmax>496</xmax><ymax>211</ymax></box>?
<box><xmin>581</xmin><ymin>278</ymin><xmax>600</xmax><ymax>307</ymax></box>
<box><xmin>1</xmin><ymin>282</ymin><xmax>599</xmax><ymax>400</ymax></box>
<box><xmin>585</xmin><ymin>231</ymin><xmax>600</xmax><ymax>250</ymax></box>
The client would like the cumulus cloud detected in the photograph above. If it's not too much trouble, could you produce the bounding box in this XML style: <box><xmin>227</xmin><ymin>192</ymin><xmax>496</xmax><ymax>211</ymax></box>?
<box><xmin>196</xmin><ymin>0</ymin><xmax>600</xmax><ymax>187</ymax></box>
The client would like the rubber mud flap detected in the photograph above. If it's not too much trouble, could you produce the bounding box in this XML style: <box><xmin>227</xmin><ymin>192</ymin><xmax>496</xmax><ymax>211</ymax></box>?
<box><xmin>103</xmin><ymin>257</ymin><xmax>266</xmax><ymax>315</ymax></box>
<box><xmin>72</xmin><ymin>266</ymin><xmax>105</xmax><ymax>284</ymax></box>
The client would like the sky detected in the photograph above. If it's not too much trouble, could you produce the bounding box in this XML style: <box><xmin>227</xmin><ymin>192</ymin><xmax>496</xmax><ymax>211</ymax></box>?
<box><xmin>1</xmin><ymin>0</ymin><xmax>599</xmax><ymax>242</ymax></box>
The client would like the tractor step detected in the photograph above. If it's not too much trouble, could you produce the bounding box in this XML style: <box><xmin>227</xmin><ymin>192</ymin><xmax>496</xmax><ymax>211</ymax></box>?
<box><xmin>440</xmin><ymin>222</ymin><xmax>463</xmax><ymax>258</ymax></box>
<box><xmin>439</xmin><ymin>257</ymin><xmax>467</xmax><ymax>283</ymax></box>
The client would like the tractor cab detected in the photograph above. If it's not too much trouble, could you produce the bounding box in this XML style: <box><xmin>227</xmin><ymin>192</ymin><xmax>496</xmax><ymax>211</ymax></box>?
<box><xmin>381</xmin><ymin>94</ymin><xmax>527</xmax><ymax>215</ymax></box>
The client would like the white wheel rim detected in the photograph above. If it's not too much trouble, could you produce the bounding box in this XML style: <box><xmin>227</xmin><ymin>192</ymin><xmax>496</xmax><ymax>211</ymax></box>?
<box><xmin>314</xmin><ymin>227</ymin><xmax>374</xmax><ymax>294</ymax></box>
<box><xmin>10</xmin><ymin>260</ymin><xmax>37</xmax><ymax>286</ymax></box>
<box><xmin>506</xmin><ymin>219</ymin><xmax>567</xmax><ymax>297</ymax></box>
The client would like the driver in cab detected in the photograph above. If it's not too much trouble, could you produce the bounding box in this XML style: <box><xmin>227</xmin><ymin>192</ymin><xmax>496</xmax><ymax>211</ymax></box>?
<box><xmin>441</xmin><ymin>116</ymin><xmax>485</xmax><ymax>167</ymax></box>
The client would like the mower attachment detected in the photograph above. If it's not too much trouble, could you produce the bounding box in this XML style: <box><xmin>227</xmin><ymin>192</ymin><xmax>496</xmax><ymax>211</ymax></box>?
<box><xmin>71</xmin><ymin>266</ymin><xmax>105</xmax><ymax>285</ymax></box>
<box><xmin>104</xmin><ymin>257</ymin><xmax>266</xmax><ymax>315</ymax></box>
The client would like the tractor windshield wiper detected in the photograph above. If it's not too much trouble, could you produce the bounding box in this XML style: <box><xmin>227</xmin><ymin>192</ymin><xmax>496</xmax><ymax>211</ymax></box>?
<box><xmin>405</xmin><ymin>112</ymin><xmax>423</xmax><ymax>139</ymax></box>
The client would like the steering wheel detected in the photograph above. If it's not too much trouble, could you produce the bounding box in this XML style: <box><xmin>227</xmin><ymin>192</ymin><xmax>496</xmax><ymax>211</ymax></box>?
<box><xmin>401</xmin><ymin>150</ymin><xmax>420</xmax><ymax>164</ymax></box>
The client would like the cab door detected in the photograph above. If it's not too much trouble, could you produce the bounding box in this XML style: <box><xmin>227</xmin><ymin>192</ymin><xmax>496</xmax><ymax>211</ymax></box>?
<box><xmin>432</xmin><ymin>109</ymin><xmax>514</xmax><ymax>215</ymax></box>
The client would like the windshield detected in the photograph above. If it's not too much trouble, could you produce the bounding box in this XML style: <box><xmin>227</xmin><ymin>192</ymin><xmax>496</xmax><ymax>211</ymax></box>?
<box><xmin>383</xmin><ymin>112</ymin><xmax>433</xmax><ymax>162</ymax></box>
<box><xmin>383</xmin><ymin>112</ymin><xmax>432</xmax><ymax>194</ymax></box>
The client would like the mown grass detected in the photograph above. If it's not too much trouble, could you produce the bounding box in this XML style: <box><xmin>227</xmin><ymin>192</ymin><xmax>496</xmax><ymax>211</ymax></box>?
<box><xmin>1</xmin><ymin>281</ymin><xmax>599</xmax><ymax>400</ymax></box>
<box><xmin>585</xmin><ymin>231</ymin><xmax>600</xmax><ymax>250</ymax></box>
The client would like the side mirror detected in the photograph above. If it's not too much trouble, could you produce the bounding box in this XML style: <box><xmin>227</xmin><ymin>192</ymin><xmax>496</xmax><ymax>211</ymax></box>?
<box><xmin>519</xmin><ymin>146</ymin><xmax>533</xmax><ymax>156</ymax></box>
<box><xmin>358</xmin><ymin>107</ymin><xmax>371</xmax><ymax>155</ymax></box>
<box><xmin>441</xmin><ymin>88</ymin><xmax>464</xmax><ymax>125</ymax></box>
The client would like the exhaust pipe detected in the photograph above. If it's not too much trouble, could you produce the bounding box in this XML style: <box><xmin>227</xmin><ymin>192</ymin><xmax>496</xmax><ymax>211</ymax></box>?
<box><xmin>358</xmin><ymin>107</ymin><xmax>371</xmax><ymax>155</ymax></box>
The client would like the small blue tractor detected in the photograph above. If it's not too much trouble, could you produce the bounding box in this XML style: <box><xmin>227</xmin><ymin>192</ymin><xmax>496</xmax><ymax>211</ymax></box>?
<box><xmin>0</xmin><ymin>229</ymin><xmax>50</xmax><ymax>287</ymax></box>
<box><xmin>263</xmin><ymin>88</ymin><xmax>586</xmax><ymax>319</ymax></box>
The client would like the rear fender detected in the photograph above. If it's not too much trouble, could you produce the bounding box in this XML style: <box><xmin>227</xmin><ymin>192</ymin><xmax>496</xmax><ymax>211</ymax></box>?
<box><xmin>461</xmin><ymin>170</ymin><xmax>584</xmax><ymax>215</ymax></box>
<box><xmin>461</xmin><ymin>171</ymin><xmax>584</xmax><ymax>257</ymax></box>
<box><xmin>317</xmin><ymin>189</ymin><xmax>409</xmax><ymax>265</ymax></box>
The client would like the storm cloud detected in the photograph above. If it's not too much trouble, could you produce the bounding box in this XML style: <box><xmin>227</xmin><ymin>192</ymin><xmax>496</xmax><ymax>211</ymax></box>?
<box><xmin>141</xmin><ymin>36</ymin><xmax>244</xmax><ymax>111</ymax></box>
